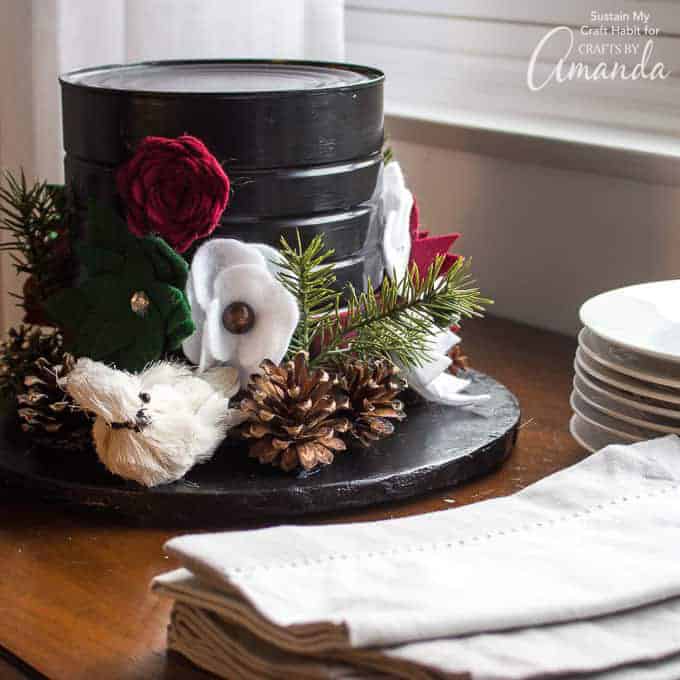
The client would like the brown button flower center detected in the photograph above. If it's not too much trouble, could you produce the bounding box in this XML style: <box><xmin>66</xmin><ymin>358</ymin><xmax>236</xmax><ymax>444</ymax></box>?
<box><xmin>222</xmin><ymin>301</ymin><xmax>255</xmax><ymax>334</ymax></box>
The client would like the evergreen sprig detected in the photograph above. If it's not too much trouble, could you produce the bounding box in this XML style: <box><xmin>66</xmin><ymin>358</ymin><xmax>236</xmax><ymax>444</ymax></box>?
<box><xmin>0</xmin><ymin>171</ymin><xmax>77</xmax><ymax>321</ymax></box>
<box><xmin>312</xmin><ymin>255</ymin><xmax>490</xmax><ymax>368</ymax></box>
<box><xmin>276</xmin><ymin>230</ymin><xmax>491</xmax><ymax>370</ymax></box>
<box><xmin>0</xmin><ymin>171</ymin><xmax>67</xmax><ymax>279</ymax></box>
<box><xmin>276</xmin><ymin>232</ymin><xmax>340</xmax><ymax>359</ymax></box>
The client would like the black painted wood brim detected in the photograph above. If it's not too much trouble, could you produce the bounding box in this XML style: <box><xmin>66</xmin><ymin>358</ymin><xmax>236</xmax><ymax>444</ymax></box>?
<box><xmin>0</xmin><ymin>371</ymin><xmax>519</xmax><ymax>527</ymax></box>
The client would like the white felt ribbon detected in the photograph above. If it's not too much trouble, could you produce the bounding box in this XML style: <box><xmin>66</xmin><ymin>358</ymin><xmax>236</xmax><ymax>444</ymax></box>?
<box><xmin>402</xmin><ymin>330</ymin><xmax>490</xmax><ymax>406</ymax></box>
<box><xmin>381</xmin><ymin>162</ymin><xmax>413</xmax><ymax>281</ymax></box>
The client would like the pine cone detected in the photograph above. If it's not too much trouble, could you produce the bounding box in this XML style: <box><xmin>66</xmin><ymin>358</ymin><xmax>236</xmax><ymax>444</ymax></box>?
<box><xmin>17</xmin><ymin>353</ymin><xmax>93</xmax><ymax>452</ymax></box>
<box><xmin>339</xmin><ymin>359</ymin><xmax>406</xmax><ymax>447</ymax></box>
<box><xmin>240</xmin><ymin>353</ymin><xmax>350</xmax><ymax>472</ymax></box>
<box><xmin>0</xmin><ymin>325</ymin><xmax>65</xmax><ymax>402</ymax></box>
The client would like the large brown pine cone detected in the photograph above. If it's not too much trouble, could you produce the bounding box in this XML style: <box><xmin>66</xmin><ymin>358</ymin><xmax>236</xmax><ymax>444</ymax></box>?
<box><xmin>338</xmin><ymin>359</ymin><xmax>406</xmax><ymax>447</ymax></box>
<box><xmin>17</xmin><ymin>353</ymin><xmax>93</xmax><ymax>452</ymax></box>
<box><xmin>240</xmin><ymin>353</ymin><xmax>350</xmax><ymax>472</ymax></box>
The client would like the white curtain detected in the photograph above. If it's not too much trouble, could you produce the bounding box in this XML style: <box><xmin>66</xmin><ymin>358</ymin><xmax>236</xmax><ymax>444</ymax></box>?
<box><xmin>0</xmin><ymin>0</ymin><xmax>345</xmax><ymax>330</ymax></box>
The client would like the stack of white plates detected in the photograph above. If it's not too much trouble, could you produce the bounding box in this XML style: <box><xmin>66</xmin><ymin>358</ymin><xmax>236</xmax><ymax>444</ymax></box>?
<box><xmin>571</xmin><ymin>280</ymin><xmax>680</xmax><ymax>452</ymax></box>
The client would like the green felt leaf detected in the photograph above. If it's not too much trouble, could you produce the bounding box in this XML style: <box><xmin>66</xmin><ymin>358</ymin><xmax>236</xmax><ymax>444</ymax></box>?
<box><xmin>46</xmin><ymin>200</ymin><xmax>195</xmax><ymax>372</ymax></box>
<box><xmin>71</xmin><ymin>283</ymin><xmax>122</xmax><ymax>355</ymax></box>
<box><xmin>122</xmin><ymin>309</ymin><xmax>165</xmax><ymax>372</ymax></box>
<box><xmin>75</xmin><ymin>243</ymin><xmax>125</xmax><ymax>277</ymax></box>
<box><xmin>77</xmin><ymin>306</ymin><xmax>164</xmax><ymax>372</ymax></box>
<box><xmin>147</xmin><ymin>282</ymin><xmax>195</xmax><ymax>351</ymax></box>
<box><xmin>166</xmin><ymin>316</ymin><xmax>196</xmax><ymax>352</ymax></box>
<box><xmin>78</xmin><ymin>273</ymin><xmax>122</xmax><ymax>308</ymax></box>
<box><xmin>140</xmin><ymin>236</ymin><xmax>189</xmax><ymax>289</ymax></box>
<box><xmin>121</xmin><ymin>246</ymin><xmax>153</xmax><ymax>283</ymax></box>
<box><xmin>85</xmin><ymin>200</ymin><xmax>130</xmax><ymax>254</ymax></box>
<box><xmin>73</xmin><ymin>314</ymin><xmax>126</xmax><ymax>360</ymax></box>
<box><xmin>44</xmin><ymin>287</ymin><xmax>90</xmax><ymax>330</ymax></box>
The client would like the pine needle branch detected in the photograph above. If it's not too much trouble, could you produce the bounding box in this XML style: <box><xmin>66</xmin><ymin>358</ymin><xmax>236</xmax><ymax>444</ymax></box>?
<box><xmin>274</xmin><ymin>231</ymin><xmax>491</xmax><ymax>370</ymax></box>
<box><xmin>0</xmin><ymin>171</ymin><xmax>66</xmax><ymax>279</ymax></box>
<box><xmin>276</xmin><ymin>232</ymin><xmax>341</xmax><ymax>359</ymax></box>
<box><xmin>0</xmin><ymin>170</ymin><xmax>75</xmax><ymax>311</ymax></box>
<box><xmin>311</xmin><ymin>256</ymin><xmax>492</xmax><ymax>369</ymax></box>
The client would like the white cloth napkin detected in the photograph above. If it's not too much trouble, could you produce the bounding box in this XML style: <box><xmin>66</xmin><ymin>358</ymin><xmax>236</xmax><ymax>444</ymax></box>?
<box><xmin>153</xmin><ymin>436</ymin><xmax>680</xmax><ymax>679</ymax></box>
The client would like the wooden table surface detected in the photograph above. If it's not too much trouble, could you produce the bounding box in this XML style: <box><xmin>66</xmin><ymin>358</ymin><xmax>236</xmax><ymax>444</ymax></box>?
<box><xmin>0</xmin><ymin>316</ymin><xmax>585</xmax><ymax>680</ymax></box>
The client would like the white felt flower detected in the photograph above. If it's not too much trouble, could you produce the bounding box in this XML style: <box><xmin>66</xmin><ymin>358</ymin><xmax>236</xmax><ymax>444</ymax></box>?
<box><xmin>182</xmin><ymin>239</ymin><xmax>298</xmax><ymax>384</ymax></box>
<box><xmin>381</xmin><ymin>162</ymin><xmax>413</xmax><ymax>281</ymax></box>
<box><xmin>182</xmin><ymin>239</ymin><xmax>267</xmax><ymax>364</ymax></box>
<box><xmin>403</xmin><ymin>330</ymin><xmax>490</xmax><ymax>406</ymax></box>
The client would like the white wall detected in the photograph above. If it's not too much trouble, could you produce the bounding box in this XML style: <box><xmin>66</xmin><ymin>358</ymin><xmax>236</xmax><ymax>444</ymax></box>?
<box><xmin>346</xmin><ymin>1</ymin><xmax>680</xmax><ymax>143</ymax></box>
<box><xmin>391</xmin><ymin>137</ymin><xmax>680</xmax><ymax>336</ymax></box>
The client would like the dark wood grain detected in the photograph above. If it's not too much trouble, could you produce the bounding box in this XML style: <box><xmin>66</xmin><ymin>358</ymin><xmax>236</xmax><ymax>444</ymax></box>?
<box><xmin>0</xmin><ymin>316</ymin><xmax>583</xmax><ymax>680</ymax></box>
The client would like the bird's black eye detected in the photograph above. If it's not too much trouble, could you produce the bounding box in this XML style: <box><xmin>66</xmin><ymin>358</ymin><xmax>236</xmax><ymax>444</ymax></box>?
<box><xmin>139</xmin><ymin>392</ymin><xmax>151</xmax><ymax>403</ymax></box>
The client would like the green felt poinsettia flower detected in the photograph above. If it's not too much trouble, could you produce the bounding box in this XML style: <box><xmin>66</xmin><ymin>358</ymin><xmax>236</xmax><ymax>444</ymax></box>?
<box><xmin>45</xmin><ymin>201</ymin><xmax>195</xmax><ymax>372</ymax></box>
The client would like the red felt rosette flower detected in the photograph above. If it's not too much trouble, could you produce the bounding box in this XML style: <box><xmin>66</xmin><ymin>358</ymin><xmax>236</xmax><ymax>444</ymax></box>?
<box><xmin>116</xmin><ymin>135</ymin><xmax>230</xmax><ymax>253</ymax></box>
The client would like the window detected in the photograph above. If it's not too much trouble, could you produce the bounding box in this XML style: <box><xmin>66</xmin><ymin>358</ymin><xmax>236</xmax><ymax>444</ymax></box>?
<box><xmin>346</xmin><ymin>1</ymin><xmax>680</xmax><ymax>156</ymax></box>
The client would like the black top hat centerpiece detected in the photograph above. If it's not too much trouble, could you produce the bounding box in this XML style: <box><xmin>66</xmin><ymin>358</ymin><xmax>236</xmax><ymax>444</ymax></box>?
<box><xmin>0</xmin><ymin>60</ymin><xmax>518</xmax><ymax>523</ymax></box>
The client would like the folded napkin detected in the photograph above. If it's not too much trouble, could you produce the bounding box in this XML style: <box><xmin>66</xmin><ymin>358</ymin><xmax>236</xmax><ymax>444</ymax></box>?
<box><xmin>153</xmin><ymin>436</ymin><xmax>680</xmax><ymax>679</ymax></box>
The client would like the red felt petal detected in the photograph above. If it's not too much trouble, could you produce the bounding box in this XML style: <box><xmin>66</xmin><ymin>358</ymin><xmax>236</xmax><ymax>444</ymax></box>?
<box><xmin>409</xmin><ymin>232</ymin><xmax>461</xmax><ymax>275</ymax></box>
<box><xmin>409</xmin><ymin>196</ymin><xmax>420</xmax><ymax>240</ymax></box>
<box><xmin>422</xmin><ymin>233</ymin><xmax>460</xmax><ymax>252</ymax></box>
<box><xmin>440</xmin><ymin>252</ymin><xmax>461</xmax><ymax>275</ymax></box>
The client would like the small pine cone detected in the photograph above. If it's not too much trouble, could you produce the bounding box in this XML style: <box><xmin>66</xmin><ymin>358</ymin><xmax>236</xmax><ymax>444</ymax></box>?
<box><xmin>17</xmin><ymin>354</ymin><xmax>93</xmax><ymax>452</ymax></box>
<box><xmin>448</xmin><ymin>344</ymin><xmax>470</xmax><ymax>375</ymax></box>
<box><xmin>240</xmin><ymin>352</ymin><xmax>350</xmax><ymax>472</ymax></box>
<box><xmin>339</xmin><ymin>359</ymin><xmax>406</xmax><ymax>447</ymax></box>
<box><xmin>0</xmin><ymin>325</ymin><xmax>65</xmax><ymax>402</ymax></box>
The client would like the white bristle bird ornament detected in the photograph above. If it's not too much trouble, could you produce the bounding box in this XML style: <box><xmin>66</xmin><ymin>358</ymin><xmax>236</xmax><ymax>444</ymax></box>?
<box><xmin>63</xmin><ymin>358</ymin><xmax>244</xmax><ymax>487</ymax></box>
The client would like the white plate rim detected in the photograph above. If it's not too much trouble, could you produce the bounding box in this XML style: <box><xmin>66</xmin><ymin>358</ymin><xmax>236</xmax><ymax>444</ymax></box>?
<box><xmin>574</xmin><ymin>360</ymin><xmax>680</xmax><ymax>419</ymax></box>
<box><xmin>573</xmin><ymin>378</ymin><xmax>680</xmax><ymax>435</ymax></box>
<box><xmin>570</xmin><ymin>391</ymin><xmax>643</xmax><ymax>442</ymax></box>
<box><xmin>569</xmin><ymin>414</ymin><xmax>596</xmax><ymax>452</ymax></box>
<box><xmin>569</xmin><ymin>413</ymin><xmax>629</xmax><ymax>453</ymax></box>
<box><xmin>574</xmin><ymin>349</ymin><xmax>680</xmax><ymax>406</ymax></box>
<box><xmin>579</xmin><ymin>280</ymin><xmax>680</xmax><ymax>364</ymax></box>
<box><xmin>579</xmin><ymin>328</ymin><xmax>680</xmax><ymax>389</ymax></box>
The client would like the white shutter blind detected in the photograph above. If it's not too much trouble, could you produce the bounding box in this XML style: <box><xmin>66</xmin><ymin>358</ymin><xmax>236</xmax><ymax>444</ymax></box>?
<box><xmin>346</xmin><ymin>1</ymin><xmax>680</xmax><ymax>152</ymax></box>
